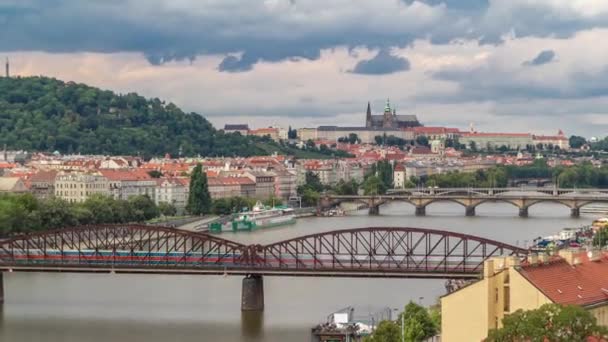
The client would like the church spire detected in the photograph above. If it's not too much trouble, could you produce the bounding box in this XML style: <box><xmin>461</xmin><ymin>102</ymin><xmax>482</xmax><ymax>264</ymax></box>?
<box><xmin>384</xmin><ymin>98</ymin><xmax>391</xmax><ymax>113</ymax></box>
<box><xmin>4</xmin><ymin>57</ymin><xmax>8</xmax><ymax>78</ymax></box>
<box><xmin>365</xmin><ymin>101</ymin><xmax>372</xmax><ymax>128</ymax></box>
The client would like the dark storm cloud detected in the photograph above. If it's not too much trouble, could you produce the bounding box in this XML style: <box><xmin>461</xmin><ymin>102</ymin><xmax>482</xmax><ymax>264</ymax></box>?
<box><xmin>1</xmin><ymin>0</ymin><xmax>608</xmax><ymax>72</ymax></box>
<box><xmin>523</xmin><ymin>50</ymin><xmax>556</xmax><ymax>66</ymax></box>
<box><xmin>350</xmin><ymin>50</ymin><xmax>410</xmax><ymax>75</ymax></box>
<box><xmin>431</xmin><ymin>63</ymin><xmax>608</xmax><ymax>105</ymax></box>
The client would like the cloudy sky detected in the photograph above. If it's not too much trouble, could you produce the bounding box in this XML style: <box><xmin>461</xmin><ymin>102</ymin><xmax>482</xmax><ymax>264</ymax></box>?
<box><xmin>3</xmin><ymin>0</ymin><xmax>608</xmax><ymax>136</ymax></box>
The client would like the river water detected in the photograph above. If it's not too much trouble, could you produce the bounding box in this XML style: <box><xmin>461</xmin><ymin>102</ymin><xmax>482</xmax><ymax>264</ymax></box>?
<box><xmin>0</xmin><ymin>202</ymin><xmax>601</xmax><ymax>341</ymax></box>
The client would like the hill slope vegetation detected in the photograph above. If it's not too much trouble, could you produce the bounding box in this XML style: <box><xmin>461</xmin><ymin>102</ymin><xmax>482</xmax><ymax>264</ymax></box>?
<box><xmin>0</xmin><ymin>76</ymin><xmax>309</xmax><ymax>158</ymax></box>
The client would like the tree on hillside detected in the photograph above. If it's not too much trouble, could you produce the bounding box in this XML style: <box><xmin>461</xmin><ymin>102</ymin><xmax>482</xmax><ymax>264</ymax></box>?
<box><xmin>187</xmin><ymin>164</ymin><xmax>212</xmax><ymax>215</ymax></box>
<box><xmin>486</xmin><ymin>304</ymin><xmax>607</xmax><ymax>342</ymax></box>
<box><xmin>569</xmin><ymin>135</ymin><xmax>587</xmax><ymax>149</ymax></box>
<box><xmin>0</xmin><ymin>76</ymin><xmax>291</xmax><ymax>157</ymax></box>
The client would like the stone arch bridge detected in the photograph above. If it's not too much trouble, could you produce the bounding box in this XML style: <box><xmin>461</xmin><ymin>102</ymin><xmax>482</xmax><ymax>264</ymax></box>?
<box><xmin>320</xmin><ymin>187</ymin><xmax>608</xmax><ymax>217</ymax></box>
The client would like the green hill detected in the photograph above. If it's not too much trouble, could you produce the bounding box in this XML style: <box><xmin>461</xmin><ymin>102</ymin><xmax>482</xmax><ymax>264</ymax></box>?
<box><xmin>0</xmin><ymin>76</ymin><xmax>327</xmax><ymax>158</ymax></box>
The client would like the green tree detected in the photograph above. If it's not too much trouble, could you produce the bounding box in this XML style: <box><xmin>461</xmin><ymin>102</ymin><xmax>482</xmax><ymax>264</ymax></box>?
<box><xmin>593</xmin><ymin>227</ymin><xmax>608</xmax><ymax>248</ymax></box>
<box><xmin>487</xmin><ymin>304</ymin><xmax>607</xmax><ymax>342</ymax></box>
<box><xmin>403</xmin><ymin>318</ymin><xmax>426</xmax><ymax>342</ymax></box>
<box><xmin>0</xmin><ymin>76</ymin><xmax>307</xmax><ymax>158</ymax></box>
<box><xmin>263</xmin><ymin>196</ymin><xmax>283</xmax><ymax>207</ymax></box>
<box><xmin>569</xmin><ymin>135</ymin><xmax>586</xmax><ymax>149</ymax></box>
<box><xmin>362</xmin><ymin>175</ymin><xmax>387</xmax><ymax>195</ymax></box>
<box><xmin>38</xmin><ymin>198</ymin><xmax>78</xmax><ymax>229</ymax></box>
<box><xmin>186</xmin><ymin>164</ymin><xmax>212</xmax><ymax>215</ymax></box>
<box><xmin>147</xmin><ymin>170</ymin><xmax>163</xmax><ymax>178</ymax></box>
<box><xmin>303</xmin><ymin>171</ymin><xmax>324</xmax><ymax>192</ymax></box>
<box><xmin>211</xmin><ymin>198</ymin><xmax>233</xmax><ymax>215</ymax></box>
<box><xmin>348</xmin><ymin>133</ymin><xmax>360</xmax><ymax>144</ymax></box>
<box><xmin>334</xmin><ymin>179</ymin><xmax>359</xmax><ymax>195</ymax></box>
<box><xmin>416</xmin><ymin>135</ymin><xmax>429</xmax><ymax>147</ymax></box>
<box><xmin>397</xmin><ymin>301</ymin><xmax>438</xmax><ymax>341</ymax></box>
<box><xmin>158</xmin><ymin>202</ymin><xmax>177</xmax><ymax>216</ymax></box>
<box><xmin>83</xmin><ymin>194</ymin><xmax>117</xmax><ymax>224</ymax></box>
<box><xmin>300</xmin><ymin>188</ymin><xmax>320</xmax><ymax>207</ymax></box>
<box><xmin>364</xmin><ymin>320</ymin><xmax>400</xmax><ymax>342</ymax></box>
<box><xmin>129</xmin><ymin>195</ymin><xmax>159</xmax><ymax>221</ymax></box>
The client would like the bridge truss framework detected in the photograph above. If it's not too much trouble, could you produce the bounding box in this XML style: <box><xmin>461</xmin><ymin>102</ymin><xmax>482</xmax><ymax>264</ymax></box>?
<box><xmin>0</xmin><ymin>224</ymin><xmax>528</xmax><ymax>310</ymax></box>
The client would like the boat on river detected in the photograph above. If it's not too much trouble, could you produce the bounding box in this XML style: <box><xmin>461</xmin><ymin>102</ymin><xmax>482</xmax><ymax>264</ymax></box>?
<box><xmin>209</xmin><ymin>201</ymin><xmax>296</xmax><ymax>233</ymax></box>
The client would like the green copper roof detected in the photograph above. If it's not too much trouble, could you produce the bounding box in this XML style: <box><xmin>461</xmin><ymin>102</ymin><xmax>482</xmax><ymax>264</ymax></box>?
<box><xmin>384</xmin><ymin>98</ymin><xmax>391</xmax><ymax>112</ymax></box>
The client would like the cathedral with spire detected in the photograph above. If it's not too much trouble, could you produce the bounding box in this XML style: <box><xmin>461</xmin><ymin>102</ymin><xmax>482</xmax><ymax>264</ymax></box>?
<box><xmin>365</xmin><ymin>99</ymin><xmax>420</xmax><ymax>129</ymax></box>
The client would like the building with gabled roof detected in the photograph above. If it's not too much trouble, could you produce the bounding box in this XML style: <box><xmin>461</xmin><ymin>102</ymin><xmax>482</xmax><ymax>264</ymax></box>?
<box><xmin>0</xmin><ymin>177</ymin><xmax>27</xmax><ymax>193</ymax></box>
<box><xmin>441</xmin><ymin>249</ymin><xmax>608</xmax><ymax>342</ymax></box>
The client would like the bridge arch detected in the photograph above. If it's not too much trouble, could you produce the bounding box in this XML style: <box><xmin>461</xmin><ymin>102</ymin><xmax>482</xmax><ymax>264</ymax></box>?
<box><xmin>256</xmin><ymin>227</ymin><xmax>527</xmax><ymax>276</ymax></box>
<box><xmin>0</xmin><ymin>224</ymin><xmax>248</xmax><ymax>267</ymax></box>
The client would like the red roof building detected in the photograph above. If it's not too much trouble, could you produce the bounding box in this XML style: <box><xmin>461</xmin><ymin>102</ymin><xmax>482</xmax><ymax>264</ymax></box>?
<box><xmin>518</xmin><ymin>250</ymin><xmax>608</xmax><ymax>307</ymax></box>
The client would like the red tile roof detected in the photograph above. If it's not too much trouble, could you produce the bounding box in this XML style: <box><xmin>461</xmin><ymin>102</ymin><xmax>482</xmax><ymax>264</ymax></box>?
<box><xmin>29</xmin><ymin>170</ymin><xmax>58</xmax><ymax>183</ymax></box>
<box><xmin>518</xmin><ymin>252</ymin><xmax>608</xmax><ymax>307</ymax></box>
<box><xmin>99</xmin><ymin>169</ymin><xmax>152</xmax><ymax>181</ymax></box>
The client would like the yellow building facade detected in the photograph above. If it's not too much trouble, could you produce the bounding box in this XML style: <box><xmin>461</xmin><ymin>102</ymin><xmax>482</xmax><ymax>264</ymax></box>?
<box><xmin>441</xmin><ymin>252</ymin><xmax>608</xmax><ymax>342</ymax></box>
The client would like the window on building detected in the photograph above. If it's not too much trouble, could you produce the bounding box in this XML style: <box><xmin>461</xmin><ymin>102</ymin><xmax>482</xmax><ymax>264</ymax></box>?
<box><xmin>503</xmin><ymin>287</ymin><xmax>510</xmax><ymax>313</ymax></box>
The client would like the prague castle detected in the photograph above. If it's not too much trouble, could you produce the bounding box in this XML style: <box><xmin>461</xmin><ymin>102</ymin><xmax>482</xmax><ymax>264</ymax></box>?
<box><xmin>297</xmin><ymin>100</ymin><xmax>421</xmax><ymax>143</ymax></box>
<box><xmin>366</xmin><ymin>99</ymin><xmax>420</xmax><ymax>129</ymax></box>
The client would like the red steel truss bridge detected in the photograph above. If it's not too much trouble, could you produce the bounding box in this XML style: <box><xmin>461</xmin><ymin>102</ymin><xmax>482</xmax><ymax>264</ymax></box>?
<box><xmin>0</xmin><ymin>224</ymin><xmax>528</xmax><ymax>310</ymax></box>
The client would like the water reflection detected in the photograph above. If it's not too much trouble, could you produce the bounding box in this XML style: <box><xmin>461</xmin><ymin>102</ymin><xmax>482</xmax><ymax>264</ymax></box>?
<box><xmin>241</xmin><ymin>310</ymin><xmax>264</xmax><ymax>341</ymax></box>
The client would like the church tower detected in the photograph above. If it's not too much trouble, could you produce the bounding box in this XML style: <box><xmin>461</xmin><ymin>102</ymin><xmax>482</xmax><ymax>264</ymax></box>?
<box><xmin>365</xmin><ymin>101</ymin><xmax>372</xmax><ymax>128</ymax></box>
<box><xmin>382</xmin><ymin>98</ymin><xmax>394</xmax><ymax>128</ymax></box>
<box><xmin>4</xmin><ymin>58</ymin><xmax>8</xmax><ymax>78</ymax></box>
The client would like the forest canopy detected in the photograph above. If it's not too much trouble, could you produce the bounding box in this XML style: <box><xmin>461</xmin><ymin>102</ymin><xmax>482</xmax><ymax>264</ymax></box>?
<box><xmin>0</xmin><ymin>76</ymin><xmax>323</xmax><ymax>158</ymax></box>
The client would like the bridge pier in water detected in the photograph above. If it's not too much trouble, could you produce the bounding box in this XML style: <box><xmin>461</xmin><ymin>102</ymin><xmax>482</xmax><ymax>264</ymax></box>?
<box><xmin>241</xmin><ymin>274</ymin><xmax>264</xmax><ymax>311</ymax></box>
<box><xmin>415</xmin><ymin>206</ymin><xmax>426</xmax><ymax>216</ymax></box>
<box><xmin>571</xmin><ymin>208</ymin><xmax>580</xmax><ymax>218</ymax></box>
<box><xmin>369</xmin><ymin>206</ymin><xmax>380</xmax><ymax>216</ymax></box>
<box><xmin>465</xmin><ymin>206</ymin><xmax>476</xmax><ymax>217</ymax></box>
<box><xmin>519</xmin><ymin>207</ymin><xmax>529</xmax><ymax>218</ymax></box>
